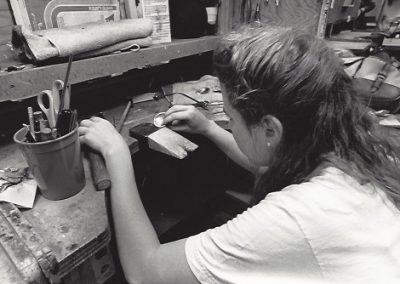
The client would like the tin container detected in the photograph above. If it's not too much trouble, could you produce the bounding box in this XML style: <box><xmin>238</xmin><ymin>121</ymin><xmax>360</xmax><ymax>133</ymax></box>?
<box><xmin>14</xmin><ymin>126</ymin><xmax>85</xmax><ymax>200</ymax></box>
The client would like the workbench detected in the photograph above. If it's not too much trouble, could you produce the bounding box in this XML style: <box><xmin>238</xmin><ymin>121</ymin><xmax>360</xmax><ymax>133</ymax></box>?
<box><xmin>4</xmin><ymin>1</ymin><xmax>397</xmax><ymax>283</ymax></box>
<box><xmin>0</xmin><ymin>143</ymin><xmax>111</xmax><ymax>283</ymax></box>
<box><xmin>0</xmin><ymin>89</ymin><xmax>250</xmax><ymax>283</ymax></box>
<box><xmin>101</xmin><ymin>86</ymin><xmax>244</xmax><ymax>240</ymax></box>
<box><xmin>0</xmin><ymin>15</ymin><xmax>225</xmax><ymax>280</ymax></box>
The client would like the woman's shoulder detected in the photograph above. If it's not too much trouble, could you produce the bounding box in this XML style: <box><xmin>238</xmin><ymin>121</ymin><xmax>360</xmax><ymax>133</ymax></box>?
<box><xmin>278</xmin><ymin>166</ymin><xmax>368</xmax><ymax>197</ymax></box>
<box><xmin>264</xmin><ymin>166</ymin><xmax>398</xmax><ymax>225</ymax></box>
<box><xmin>265</xmin><ymin>167</ymin><xmax>378</xmax><ymax>215</ymax></box>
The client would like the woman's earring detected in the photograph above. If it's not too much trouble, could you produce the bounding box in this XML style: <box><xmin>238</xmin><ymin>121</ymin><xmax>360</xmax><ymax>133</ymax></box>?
<box><xmin>267</xmin><ymin>142</ymin><xmax>271</xmax><ymax>147</ymax></box>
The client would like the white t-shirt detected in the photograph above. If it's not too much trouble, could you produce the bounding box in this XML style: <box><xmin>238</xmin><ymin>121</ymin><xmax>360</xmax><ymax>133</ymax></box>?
<box><xmin>185</xmin><ymin>167</ymin><xmax>400</xmax><ymax>284</ymax></box>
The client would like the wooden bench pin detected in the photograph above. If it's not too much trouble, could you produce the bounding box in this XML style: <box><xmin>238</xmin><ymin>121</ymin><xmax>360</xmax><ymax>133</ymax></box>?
<box><xmin>129</xmin><ymin>112</ymin><xmax>198</xmax><ymax>159</ymax></box>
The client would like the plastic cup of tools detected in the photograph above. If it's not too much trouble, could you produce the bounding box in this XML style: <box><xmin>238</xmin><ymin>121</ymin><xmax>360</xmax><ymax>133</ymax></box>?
<box><xmin>13</xmin><ymin>126</ymin><xmax>85</xmax><ymax>200</ymax></box>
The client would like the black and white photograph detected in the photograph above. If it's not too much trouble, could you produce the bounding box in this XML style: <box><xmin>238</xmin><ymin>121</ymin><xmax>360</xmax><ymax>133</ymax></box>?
<box><xmin>0</xmin><ymin>0</ymin><xmax>400</xmax><ymax>283</ymax></box>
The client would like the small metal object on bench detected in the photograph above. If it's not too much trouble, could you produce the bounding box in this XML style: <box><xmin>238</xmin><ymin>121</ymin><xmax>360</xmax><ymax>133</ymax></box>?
<box><xmin>197</xmin><ymin>87</ymin><xmax>210</xmax><ymax>94</ymax></box>
<box><xmin>153</xmin><ymin>112</ymin><xmax>166</xmax><ymax>128</ymax></box>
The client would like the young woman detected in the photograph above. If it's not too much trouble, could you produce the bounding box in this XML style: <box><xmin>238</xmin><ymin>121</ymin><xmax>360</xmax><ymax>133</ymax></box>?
<box><xmin>79</xmin><ymin>25</ymin><xmax>400</xmax><ymax>284</ymax></box>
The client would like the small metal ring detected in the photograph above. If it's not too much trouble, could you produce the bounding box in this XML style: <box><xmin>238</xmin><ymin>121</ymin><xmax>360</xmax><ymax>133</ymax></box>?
<box><xmin>153</xmin><ymin>112</ymin><xmax>166</xmax><ymax>128</ymax></box>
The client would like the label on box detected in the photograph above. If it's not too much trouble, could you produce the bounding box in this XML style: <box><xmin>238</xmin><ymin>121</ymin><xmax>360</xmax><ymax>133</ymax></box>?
<box><xmin>137</xmin><ymin>0</ymin><xmax>171</xmax><ymax>44</ymax></box>
<box><xmin>10</xmin><ymin>0</ymin><xmax>120</xmax><ymax>31</ymax></box>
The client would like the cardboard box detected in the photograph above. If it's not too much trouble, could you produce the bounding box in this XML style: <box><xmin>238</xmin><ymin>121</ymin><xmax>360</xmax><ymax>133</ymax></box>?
<box><xmin>10</xmin><ymin>0</ymin><xmax>121</xmax><ymax>31</ymax></box>
<box><xmin>135</xmin><ymin>0</ymin><xmax>171</xmax><ymax>44</ymax></box>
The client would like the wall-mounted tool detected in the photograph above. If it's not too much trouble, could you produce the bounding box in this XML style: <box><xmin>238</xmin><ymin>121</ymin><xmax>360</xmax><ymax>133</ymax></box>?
<box><xmin>154</xmin><ymin>92</ymin><xmax>210</xmax><ymax>110</ymax></box>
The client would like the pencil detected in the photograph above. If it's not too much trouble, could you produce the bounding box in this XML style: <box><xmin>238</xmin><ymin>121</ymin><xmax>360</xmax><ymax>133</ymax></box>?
<box><xmin>60</xmin><ymin>54</ymin><xmax>73</xmax><ymax>111</ymax></box>
<box><xmin>27</xmin><ymin>107</ymin><xmax>36</xmax><ymax>141</ymax></box>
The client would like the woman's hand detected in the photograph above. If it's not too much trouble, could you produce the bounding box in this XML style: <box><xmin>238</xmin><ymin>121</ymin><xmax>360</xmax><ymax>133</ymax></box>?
<box><xmin>78</xmin><ymin>117</ymin><xmax>127</xmax><ymax>158</ymax></box>
<box><xmin>163</xmin><ymin>105</ymin><xmax>214</xmax><ymax>136</ymax></box>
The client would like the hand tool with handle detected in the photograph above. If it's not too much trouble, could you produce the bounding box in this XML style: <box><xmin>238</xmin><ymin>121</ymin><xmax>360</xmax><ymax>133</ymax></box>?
<box><xmin>88</xmin><ymin>101</ymin><xmax>132</xmax><ymax>191</ymax></box>
<box><xmin>37</xmin><ymin>81</ymin><xmax>62</xmax><ymax>129</ymax></box>
<box><xmin>86</xmin><ymin>112</ymin><xmax>111</xmax><ymax>191</ymax></box>
<box><xmin>87</xmin><ymin>149</ymin><xmax>111</xmax><ymax>191</ymax></box>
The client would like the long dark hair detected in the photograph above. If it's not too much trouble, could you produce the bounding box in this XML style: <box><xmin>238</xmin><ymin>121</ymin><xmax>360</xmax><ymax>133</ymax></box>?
<box><xmin>214</xmin><ymin>25</ymin><xmax>400</xmax><ymax>206</ymax></box>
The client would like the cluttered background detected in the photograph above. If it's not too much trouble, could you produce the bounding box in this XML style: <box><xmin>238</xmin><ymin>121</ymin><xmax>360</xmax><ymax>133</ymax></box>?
<box><xmin>0</xmin><ymin>1</ymin><xmax>400</xmax><ymax>283</ymax></box>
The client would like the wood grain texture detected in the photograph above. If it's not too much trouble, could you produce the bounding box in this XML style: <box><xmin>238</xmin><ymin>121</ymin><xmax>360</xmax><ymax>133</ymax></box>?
<box><xmin>231</xmin><ymin>0</ymin><xmax>242</xmax><ymax>29</ymax></box>
<box><xmin>148</xmin><ymin>127</ymin><xmax>198</xmax><ymax>159</ymax></box>
<box><xmin>327</xmin><ymin>38</ymin><xmax>400</xmax><ymax>51</ymax></box>
<box><xmin>0</xmin><ymin>143</ymin><xmax>110</xmax><ymax>278</ymax></box>
<box><xmin>260</xmin><ymin>0</ymin><xmax>323</xmax><ymax>34</ymax></box>
<box><xmin>217</xmin><ymin>0</ymin><xmax>233</xmax><ymax>34</ymax></box>
<box><xmin>0</xmin><ymin>25</ymin><xmax>12</xmax><ymax>45</ymax></box>
<box><xmin>0</xmin><ymin>1</ymin><xmax>14</xmax><ymax>45</ymax></box>
<box><xmin>0</xmin><ymin>36</ymin><xmax>220</xmax><ymax>102</ymax></box>
<box><xmin>228</xmin><ymin>0</ymin><xmax>324</xmax><ymax>34</ymax></box>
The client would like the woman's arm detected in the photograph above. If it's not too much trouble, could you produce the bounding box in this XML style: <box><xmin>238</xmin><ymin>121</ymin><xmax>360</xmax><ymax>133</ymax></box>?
<box><xmin>163</xmin><ymin>105</ymin><xmax>260</xmax><ymax>174</ymax></box>
<box><xmin>79</xmin><ymin>117</ymin><xmax>199</xmax><ymax>284</ymax></box>
<box><xmin>106</xmin><ymin>144</ymin><xmax>199</xmax><ymax>284</ymax></box>
<box><xmin>203</xmin><ymin>120</ymin><xmax>260</xmax><ymax>174</ymax></box>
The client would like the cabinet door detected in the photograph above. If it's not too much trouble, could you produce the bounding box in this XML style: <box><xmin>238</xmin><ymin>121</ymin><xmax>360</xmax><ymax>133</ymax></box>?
<box><xmin>260</xmin><ymin>0</ymin><xmax>325</xmax><ymax>34</ymax></box>
<box><xmin>326</xmin><ymin>0</ymin><xmax>362</xmax><ymax>24</ymax></box>
<box><xmin>229</xmin><ymin>0</ymin><xmax>325</xmax><ymax>35</ymax></box>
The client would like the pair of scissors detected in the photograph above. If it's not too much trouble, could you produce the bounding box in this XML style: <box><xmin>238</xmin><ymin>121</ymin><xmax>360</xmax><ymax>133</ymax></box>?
<box><xmin>37</xmin><ymin>80</ymin><xmax>63</xmax><ymax>128</ymax></box>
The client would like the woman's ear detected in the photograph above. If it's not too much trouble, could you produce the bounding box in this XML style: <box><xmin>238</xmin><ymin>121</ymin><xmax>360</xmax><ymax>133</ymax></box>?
<box><xmin>261</xmin><ymin>115</ymin><xmax>283</xmax><ymax>147</ymax></box>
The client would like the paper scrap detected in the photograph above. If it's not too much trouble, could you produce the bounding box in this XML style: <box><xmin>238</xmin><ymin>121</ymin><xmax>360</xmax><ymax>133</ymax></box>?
<box><xmin>0</xmin><ymin>179</ymin><xmax>37</xmax><ymax>208</ymax></box>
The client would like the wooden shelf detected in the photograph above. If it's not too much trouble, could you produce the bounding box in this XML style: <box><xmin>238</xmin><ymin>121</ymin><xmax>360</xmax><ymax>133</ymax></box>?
<box><xmin>327</xmin><ymin>38</ymin><xmax>400</xmax><ymax>51</ymax></box>
<box><xmin>0</xmin><ymin>36</ymin><xmax>220</xmax><ymax>102</ymax></box>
